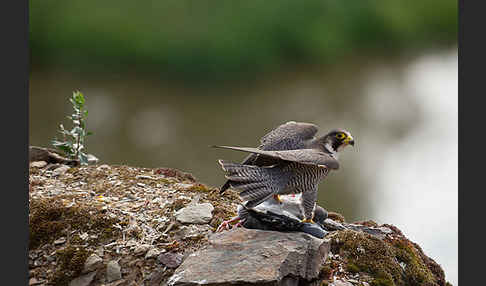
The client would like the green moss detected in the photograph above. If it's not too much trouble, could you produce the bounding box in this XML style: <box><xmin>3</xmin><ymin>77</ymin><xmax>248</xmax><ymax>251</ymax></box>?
<box><xmin>391</xmin><ymin>239</ymin><xmax>436</xmax><ymax>285</ymax></box>
<box><xmin>51</xmin><ymin>246</ymin><xmax>91</xmax><ymax>286</ymax></box>
<box><xmin>29</xmin><ymin>198</ymin><xmax>121</xmax><ymax>249</ymax></box>
<box><xmin>319</xmin><ymin>265</ymin><xmax>333</xmax><ymax>281</ymax></box>
<box><xmin>209</xmin><ymin>205</ymin><xmax>237</xmax><ymax>229</ymax></box>
<box><xmin>346</xmin><ymin>262</ymin><xmax>361</xmax><ymax>273</ymax></box>
<box><xmin>371</xmin><ymin>277</ymin><xmax>395</xmax><ymax>286</ymax></box>
<box><xmin>330</xmin><ymin>229</ymin><xmax>439</xmax><ymax>286</ymax></box>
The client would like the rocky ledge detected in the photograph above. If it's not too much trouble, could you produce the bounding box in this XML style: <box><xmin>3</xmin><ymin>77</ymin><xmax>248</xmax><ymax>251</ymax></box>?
<box><xmin>28</xmin><ymin>147</ymin><xmax>452</xmax><ymax>286</ymax></box>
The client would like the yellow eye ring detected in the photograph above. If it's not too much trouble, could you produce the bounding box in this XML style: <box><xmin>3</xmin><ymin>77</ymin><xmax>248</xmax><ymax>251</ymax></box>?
<box><xmin>336</xmin><ymin>133</ymin><xmax>346</xmax><ymax>140</ymax></box>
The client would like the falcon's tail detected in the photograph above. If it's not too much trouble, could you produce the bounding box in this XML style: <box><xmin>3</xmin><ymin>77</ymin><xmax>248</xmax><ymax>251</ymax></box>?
<box><xmin>217</xmin><ymin>160</ymin><xmax>289</xmax><ymax>208</ymax></box>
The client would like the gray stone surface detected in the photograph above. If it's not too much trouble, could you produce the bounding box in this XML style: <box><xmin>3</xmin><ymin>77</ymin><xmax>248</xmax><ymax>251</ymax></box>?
<box><xmin>106</xmin><ymin>260</ymin><xmax>122</xmax><ymax>282</ymax></box>
<box><xmin>134</xmin><ymin>244</ymin><xmax>152</xmax><ymax>256</ymax></box>
<box><xmin>330</xmin><ymin>280</ymin><xmax>354</xmax><ymax>286</ymax></box>
<box><xmin>68</xmin><ymin>271</ymin><xmax>97</xmax><ymax>286</ymax></box>
<box><xmin>145</xmin><ymin>248</ymin><xmax>161</xmax><ymax>259</ymax></box>
<box><xmin>52</xmin><ymin>165</ymin><xmax>71</xmax><ymax>177</ymax></box>
<box><xmin>83</xmin><ymin>254</ymin><xmax>102</xmax><ymax>273</ymax></box>
<box><xmin>167</xmin><ymin>228</ymin><xmax>330</xmax><ymax>285</ymax></box>
<box><xmin>175</xmin><ymin>203</ymin><xmax>214</xmax><ymax>224</ymax></box>
<box><xmin>157</xmin><ymin>252</ymin><xmax>183</xmax><ymax>268</ymax></box>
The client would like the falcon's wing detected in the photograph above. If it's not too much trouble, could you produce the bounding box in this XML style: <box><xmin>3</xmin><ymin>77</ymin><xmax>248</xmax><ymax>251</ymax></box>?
<box><xmin>218</xmin><ymin>121</ymin><xmax>320</xmax><ymax>194</ymax></box>
<box><xmin>213</xmin><ymin>145</ymin><xmax>339</xmax><ymax>170</ymax></box>
<box><xmin>259</xmin><ymin>121</ymin><xmax>319</xmax><ymax>151</ymax></box>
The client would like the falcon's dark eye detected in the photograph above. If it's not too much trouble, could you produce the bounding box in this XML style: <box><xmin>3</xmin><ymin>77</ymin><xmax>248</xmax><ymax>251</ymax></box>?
<box><xmin>336</xmin><ymin>133</ymin><xmax>346</xmax><ymax>140</ymax></box>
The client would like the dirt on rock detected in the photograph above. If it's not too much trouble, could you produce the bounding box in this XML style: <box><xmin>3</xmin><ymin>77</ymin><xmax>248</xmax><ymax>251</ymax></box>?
<box><xmin>29</xmin><ymin>162</ymin><xmax>240</xmax><ymax>286</ymax></box>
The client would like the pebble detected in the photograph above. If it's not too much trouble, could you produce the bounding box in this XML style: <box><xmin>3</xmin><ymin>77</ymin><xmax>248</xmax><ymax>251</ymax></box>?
<box><xmin>145</xmin><ymin>248</ymin><xmax>161</xmax><ymax>259</ymax></box>
<box><xmin>53</xmin><ymin>237</ymin><xmax>66</xmax><ymax>245</ymax></box>
<box><xmin>29</xmin><ymin>278</ymin><xmax>44</xmax><ymax>285</ymax></box>
<box><xmin>134</xmin><ymin>244</ymin><xmax>152</xmax><ymax>256</ymax></box>
<box><xmin>157</xmin><ymin>252</ymin><xmax>183</xmax><ymax>268</ymax></box>
<box><xmin>106</xmin><ymin>260</ymin><xmax>122</xmax><ymax>282</ymax></box>
<box><xmin>95</xmin><ymin>247</ymin><xmax>104</xmax><ymax>257</ymax></box>
<box><xmin>97</xmin><ymin>164</ymin><xmax>111</xmax><ymax>170</ymax></box>
<box><xmin>175</xmin><ymin>203</ymin><xmax>214</xmax><ymax>224</ymax></box>
<box><xmin>378</xmin><ymin>226</ymin><xmax>393</xmax><ymax>234</ymax></box>
<box><xmin>83</xmin><ymin>254</ymin><xmax>102</xmax><ymax>273</ymax></box>
<box><xmin>136</xmin><ymin>175</ymin><xmax>153</xmax><ymax>180</ymax></box>
<box><xmin>173</xmin><ymin>183</ymin><xmax>193</xmax><ymax>190</ymax></box>
<box><xmin>30</xmin><ymin>161</ymin><xmax>47</xmax><ymax>168</ymax></box>
<box><xmin>52</xmin><ymin>165</ymin><xmax>71</xmax><ymax>177</ymax></box>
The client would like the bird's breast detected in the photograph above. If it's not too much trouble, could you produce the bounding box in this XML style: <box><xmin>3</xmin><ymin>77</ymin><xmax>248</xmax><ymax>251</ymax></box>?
<box><xmin>283</xmin><ymin>163</ymin><xmax>329</xmax><ymax>194</ymax></box>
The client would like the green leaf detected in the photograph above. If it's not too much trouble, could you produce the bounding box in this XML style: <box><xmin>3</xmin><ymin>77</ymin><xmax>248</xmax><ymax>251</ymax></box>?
<box><xmin>52</xmin><ymin>140</ymin><xmax>72</xmax><ymax>147</ymax></box>
<box><xmin>79</xmin><ymin>152</ymin><xmax>89</xmax><ymax>165</ymax></box>
<box><xmin>71</xmin><ymin>126</ymin><xmax>83</xmax><ymax>135</ymax></box>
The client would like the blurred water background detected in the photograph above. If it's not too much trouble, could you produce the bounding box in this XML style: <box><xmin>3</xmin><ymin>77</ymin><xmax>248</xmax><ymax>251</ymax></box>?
<box><xmin>29</xmin><ymin>1</ymin><xmax>458</xmax><ymax>285</ymax></box>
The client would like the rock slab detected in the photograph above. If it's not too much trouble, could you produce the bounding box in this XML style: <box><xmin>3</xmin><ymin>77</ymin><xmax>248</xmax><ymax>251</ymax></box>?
<box><xmin>168</xmin><ymin>228</ymin><xmax>330</xmax><ymax>285</ymax></box>
<box><xmin>175</xmin><ymin>203</ymin><xmax>214</xmax><ymax>224</ymax></box>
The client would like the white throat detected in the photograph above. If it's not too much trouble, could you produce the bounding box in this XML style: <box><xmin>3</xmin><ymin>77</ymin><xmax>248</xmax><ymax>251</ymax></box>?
<box><xmin>324</xmin><ymin>142</ymin><xmax>339</xmax><ymax>159</ymax></box>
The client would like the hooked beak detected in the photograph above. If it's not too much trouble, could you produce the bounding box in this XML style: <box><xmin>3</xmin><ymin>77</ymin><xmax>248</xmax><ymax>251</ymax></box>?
<box><xmin>344</xmin><ymin>135</ymin><xmax>355</xmax><ymax>147</ymax></box>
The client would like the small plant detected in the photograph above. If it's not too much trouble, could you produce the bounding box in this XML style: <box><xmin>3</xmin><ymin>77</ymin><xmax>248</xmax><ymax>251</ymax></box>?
<box><xmin>52</xmin><ymin>91</ymin><xmax>93</xmax><ymax>165</ymax></box>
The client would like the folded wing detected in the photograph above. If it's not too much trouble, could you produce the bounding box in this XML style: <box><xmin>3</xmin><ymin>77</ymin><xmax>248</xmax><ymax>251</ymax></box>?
<box><xmin>212</xmin><ymin>145</ymin><xmax>339</xmax><ymax>170</ymax></box>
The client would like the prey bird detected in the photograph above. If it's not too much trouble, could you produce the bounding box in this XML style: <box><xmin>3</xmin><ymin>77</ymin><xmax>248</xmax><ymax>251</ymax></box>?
<box><xmin>214</xmin><ymin>121</ymin><xmax>354</xmax><ymax>224</ymax></box>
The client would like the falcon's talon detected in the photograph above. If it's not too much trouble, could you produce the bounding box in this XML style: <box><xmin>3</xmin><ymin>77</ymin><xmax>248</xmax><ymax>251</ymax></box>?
<box><xmin>233</xmin><ymin>219</ymin><xmax>246</xmax><ymax>229</ymax></box>
<box><xmin>302</xmin><ymin>218</ymin><xmax>315</xmax><ymax>224</ymax></box>
<box><xmin>216</xmin><ymin>216</ymin><xmax>241</xmax><ymax>232</ymax></box>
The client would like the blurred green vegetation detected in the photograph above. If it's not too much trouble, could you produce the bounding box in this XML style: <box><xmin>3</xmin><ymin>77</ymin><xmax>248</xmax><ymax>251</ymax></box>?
<box><xmin>30</xmin><ymin>0</ymin><xmax>457</xmax><ymax>82</ymax></box>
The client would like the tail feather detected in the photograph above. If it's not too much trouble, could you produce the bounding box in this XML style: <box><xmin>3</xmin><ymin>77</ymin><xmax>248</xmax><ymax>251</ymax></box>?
<box><xmin>219</xmin><ymin>180</ymin><xmax>231</xmax><ymax>194</ymax></box>
<box><xmin>218</xmin><ymin>160</ymin><xmax>290</xmax><ymax>208</ymax></box>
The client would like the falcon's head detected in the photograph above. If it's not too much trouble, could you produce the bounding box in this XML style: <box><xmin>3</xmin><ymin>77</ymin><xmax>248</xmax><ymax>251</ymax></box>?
<box><xmin>322</xmin><ymin>129</ymin><xmax>354</xmax><ymax>154</ymax></box>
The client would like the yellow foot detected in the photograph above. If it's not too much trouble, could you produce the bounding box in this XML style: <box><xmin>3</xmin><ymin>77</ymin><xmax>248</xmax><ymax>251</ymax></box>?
<box><xmin>302</xmin><ymin>218</ymin><xmax>315</xmax><ymax>224</ymax></box>
<box><xmin>273</xmin><ymin>194</ymin><xmax>283</xmax><ymax>203</ymax></box>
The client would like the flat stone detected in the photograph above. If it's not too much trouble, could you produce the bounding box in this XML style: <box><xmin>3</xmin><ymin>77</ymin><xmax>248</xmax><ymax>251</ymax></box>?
<box><xmin>145</xmin><ymin>248</ymin><xmax>161</xmax><ymax>259</ymax></box>
<box><xmin>175</xmin><ymin>203</ymin><xmax>214</xmax><ymax>224</ymax></box>
<box><xmin>168</xmin><ymin>228</ymin><xmax>330</xmax><ymax>285</ymax></box>
<box><xmin>29</xmin><ymin>278</ymin><xmax>44</xmax><ymax>285</ymax></box>
<box><xmin>68</xmin><ymin>271</ymin><xmax>97</xmax><ymax>286</ymax></box>
<box><xmin>330</xmin><ymin>280</ymin><xmax>354</xmax><ymax>286</ymax></box>
<box><xmin>157</xmin><ymin>252</ymin><xmax>183</xmax><ymax>268</ymax></box>
<box><xmin>134</xmin><ymin>244</ymin><xmax>152</xmax><ymax>256</ymax></box>
<box><xmin>106</xmin><ymin>260</ymin><xmax>122</xmax><ymax>282</ymax></box>
<box><xmin>83</xmin><ymin>254</ymin><xmax>103</xmax><ymax>273</ymax></box>
<box><xmin>52</xmin><ymin>165</ymin><xmax>71</xmax><ymax>177</ymax></box>
<box><xmin>53</xmin><ymin>237</ymin><xmax>66</xmax><ymax>245</ymax></box>
<box><xmin>30</xmin><ymin>161</ymin><xmax>47</xmax><ymax>168</ymax></box>
<box><xmin>97</xmin><ymin>164</ymin><xmax>111</xmax><ymax>170</ymax></box>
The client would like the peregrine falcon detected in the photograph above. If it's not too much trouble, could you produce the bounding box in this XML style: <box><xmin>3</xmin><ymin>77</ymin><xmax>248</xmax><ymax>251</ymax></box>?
<box><xmin>214</xmin><ymin>121</ymin><xmax>354</xmax><ymax>224</ymax></box>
